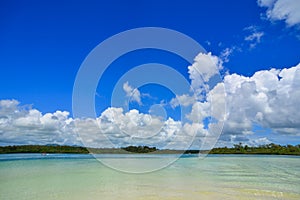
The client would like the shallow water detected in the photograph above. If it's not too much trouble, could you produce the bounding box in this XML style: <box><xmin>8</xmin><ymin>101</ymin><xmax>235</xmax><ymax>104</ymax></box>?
<box><xmin>0</xmin><ymin>154</ymin><xmax>299</xmax><ymax>200</ymax></box>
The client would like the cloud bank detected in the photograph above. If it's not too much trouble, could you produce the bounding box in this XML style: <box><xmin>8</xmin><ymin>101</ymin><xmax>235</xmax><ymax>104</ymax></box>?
<box><xmin>1</xmin><ymin>52</ymin><xmax>299</xmax><ymax>148</ymax></box>
<box><xmin>0</xmin><ymin>101</ymin><xmax>197</xmax><ymax>149</ymax></box>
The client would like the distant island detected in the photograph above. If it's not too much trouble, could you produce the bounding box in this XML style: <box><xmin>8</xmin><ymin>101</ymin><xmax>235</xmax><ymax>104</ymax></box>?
<box><xmin>209</xmin><ymin>143</ymin><xmax>300</xmax><ymax>156</ymax></box>
<box><xmin>0</xmin><ymin>143</ymin><xmax>299</xmax><ymax>155</ymax></box>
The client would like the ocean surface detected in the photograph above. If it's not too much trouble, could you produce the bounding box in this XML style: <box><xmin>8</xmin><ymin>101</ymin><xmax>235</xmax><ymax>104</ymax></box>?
<box><xmin>0</xmin><ymin>154</ymin><xmax>299</xmax><ymax>200</ymax></box>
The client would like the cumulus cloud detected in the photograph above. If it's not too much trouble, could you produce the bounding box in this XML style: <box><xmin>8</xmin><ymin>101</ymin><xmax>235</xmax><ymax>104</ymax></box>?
<box><xmin>123</xmin><ymin>81</ymin><xmax>142</xmax><ymax>105</ymax></box>
<box><xmin>258</xmin><ymin>0</ymin><xmax>300</xmax><ymax>27</ymax></box>
<box><xmin>77</xmin><ymin>109</ymin><xmax>201</xmax><ymax>150</ymax></box>
<box><xmin>0</xmin><ymin>100</ymin><xmax>201</xmax><ymax>149</ymax></box>
<box><xmin>0</xmin><ymin>100</ymin><xmax>78</xmax><ymax>146</ymax></box>
<box><xmin>172</xmin><ymin>53</ymin><xmax>300</xmax><ymax>147</ymax></box>
<box><xmin>189</xmin><ymin>53</ymin><xmax>222</xmax><ymax>83</ymax></box>
<box><xmin>1</xmin><ymin>52</ymin><xmax>299</xmax><ymax>149</ymax></box>
<box><xmin>222</xmin><ymin>63</ymin><xmax>300</xmax><ymax>137</ymax></box>
<box><xmin>188</xmin><ymin>52</ymin><xmax>223</xmax><ymax>98</ymax></box>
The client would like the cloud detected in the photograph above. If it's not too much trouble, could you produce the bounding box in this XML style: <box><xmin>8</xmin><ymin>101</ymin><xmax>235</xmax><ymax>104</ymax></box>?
<box><xmin>258</xmin><ymin>0</ymin><xmax>300</xmax><ymax>27</ymax></box>
<box><xmin>170</xmin><ymin>94</ymin><xmax>195</xmax><ymax>108</ymax></box>
<box><xmin>244</xmin><ymin>30</ymin><xmax>264</xmax><ymax>49</ymax></box>
<box><xmin>186</xmin><ymin>101</ymin><xmax>210</xmax><ymax>123</ymax></box>
<box><xmin>222</xmin><ymin>63</ymin><xmax>300</xmax><ymax>137</ymax></box>
<box><xmin>188</xmin><ymin>52</ymin><xmax>223</xmax><ymax>96</ymax></box>
<box><xmin>0</xmin><ymin>100</ymin><xmax>78</xmax><ymax>146</ymax></box>
<box><xmin>258</xmin><ymin>0</ymin><xmax>276</xmax><ymax>7</ymax></box>
<box><xmin>1</xmin><ymin>53</ymin><xmax>300</xmax><ymax>148</ymax></box>
<box><xmin>76</xmin><ymin>108</ymin><xmax>201</xmax><ymax>150</ymax></box>
<box><xmin>172</xmin><ymin>53</ymin><xmax>300</xmax><ymax>147</ymax></box>
<box><xmin>205</xmin><ymin>40</ymin><xmax>211</xmax><ymax>46</ymax></box>
<box><xmin>170</xmin><ymin>52</ymin><xmax>224</xmax><ymax>109</ymax></box>
<box><xmin>220</xmin><ymin>47</ymin><xmax>234</xmax><ymax>63</ymax></box>
<box><xmin>245</xmin><ymin>32</ymin><xmax>264</xmax><ymax>43</ymax></box>
<box><xmin>216</xmin><ymin>135</ymin><xmax>272</xmax><ymax>147</ymax></box>
<box><xmin>0</xmin><ymin>100</ymin><xmax>199</xmax><ymax>149</ymax></box>
<box><xmin>123</xmin><ymin>81</ymin><xmax>142</xmax><ymax>105</ymax></box>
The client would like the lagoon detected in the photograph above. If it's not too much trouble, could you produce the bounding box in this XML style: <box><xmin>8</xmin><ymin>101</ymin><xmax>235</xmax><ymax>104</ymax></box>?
<box><xmin>0</xmin><ymin>154</ymin><xmax>299</xmax><ymax>199</ymax></box>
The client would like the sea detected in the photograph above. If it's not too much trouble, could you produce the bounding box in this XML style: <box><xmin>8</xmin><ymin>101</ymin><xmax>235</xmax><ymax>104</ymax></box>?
<box><xmin>0</xmin><ymin>154</ymin><xmax>299</xmax><ymax>200</ymax></box>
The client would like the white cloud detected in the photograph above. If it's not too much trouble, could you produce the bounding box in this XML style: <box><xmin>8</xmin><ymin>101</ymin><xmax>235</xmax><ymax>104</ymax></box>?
<box><xmin>0</xmin><ymin>99</ymin><xmax>19</xmax><ymax>109</ymax></box>
<box><xmin>245</xmin><ymin>32</ymin><xmax>264</xmax><ymax>43</ymax></box>
<box><xmin>250</xmin><ymin>137</ymin><xmax>272</xmax><ymax>146</ymax></box>
<box><xmin>258</xmin><ymin>0</ymin><xmax>300</xmax><ymax>27</ymax></box>
<box><xmin>123</xmin><ymin>81</ymin><xmax>142</xmax><ymax>105</ymax></box>
<box><xmin>170</xmin><ymin>52</ymin><xmax>225</xmax><ymax>111</ymax></box>
<box><xmin>187</xmin><ymin>101</ymin><xmax>210</xmax><ymax>123</ymax></box>
<box><xmin>222</xmin><ymin>63</ymin><xmax>300</xmax><ymax>137</ymax></box>
<box><xmin>1</xmin><ymin>53</ymin><xmax>300</xmax><ymax>148</ymax></box>
<box><xmin>216</xmin><ymin>135</ymin><xmax>272</xmax><ymax>147</ymax></box>
<box><xmin>80</xmin><ymin>109</ymin><xmax>198</xmax><ymax>149</ymax></box>
<box><xmin>207</xmin><ymin>82</ymin><xmax>226</xmax><ymax>121</ymax></box>
<box><xmin>188</xmin><ymin>52</ymin><xmax>223</xmax><ymax>96</ymax></box>
<box><xmin>220</xmin><ymin>47</ymin><xmax>234</xmax><ymax>63</ymax></box>
<box><xmin>0</xmin><ymin>100</ymin><xmax>79</xmax><ymax>146</ymax></box>
<box><xmin>244</xmin><ymin>31</ymin><xmax>264</xmax><ymax>49</ymax></box>
<box><xmin>189</xmin><ymin>52</ymin><xmax>223</xmax><ymax>82</ymax></box>
<box><xmin>170</xmin><ymin>94</ymin><xmax>195</xmax><ymax>108</ymax></box>
<box><xmin>257</xmin><ymin>0</ymin><xmax>276</xmax><ymax>7</ymax></box>
<box><xmin>0</xmin><ymin>100</ymin><xmax>198</xmax><ymax>149</ymax></box>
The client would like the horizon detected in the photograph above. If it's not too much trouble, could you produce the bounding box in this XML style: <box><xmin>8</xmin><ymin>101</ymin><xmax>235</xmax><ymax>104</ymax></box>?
<box><xmin>0</xmin><ymin>0</ymin><xmax>300</xmax><ymax>149</ymax></box>
<box><xmin>1</xmin><ymin>142</ymin><xmax>299</xmax><ymax>149</ymax></box>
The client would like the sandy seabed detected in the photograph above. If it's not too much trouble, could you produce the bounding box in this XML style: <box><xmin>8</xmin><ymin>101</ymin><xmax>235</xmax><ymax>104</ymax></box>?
<box><xmin>0</xmin><ymin>154</ymin><xmax>299</xmax><ymax>200</ymax></box>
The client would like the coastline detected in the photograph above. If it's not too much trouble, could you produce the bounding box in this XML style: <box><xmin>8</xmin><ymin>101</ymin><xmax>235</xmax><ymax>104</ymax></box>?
<box><xmin>0</xmin><ymin>144</ymin><xmax>299</xmax><ymax>156</ymax></box>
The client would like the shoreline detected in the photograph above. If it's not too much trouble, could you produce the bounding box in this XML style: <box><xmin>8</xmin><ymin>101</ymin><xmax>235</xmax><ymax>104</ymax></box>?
<box><xmin>0</xmin><ymin>144</ymin><xmax>299</xmax><ymax>156</ymax></box>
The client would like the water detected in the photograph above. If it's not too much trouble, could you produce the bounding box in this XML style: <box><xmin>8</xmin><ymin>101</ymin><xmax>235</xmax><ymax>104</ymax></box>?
<box><xmin>0</xmin><ymin>154</ymin><xmax>299</xmax><ymax>199</ymax></box>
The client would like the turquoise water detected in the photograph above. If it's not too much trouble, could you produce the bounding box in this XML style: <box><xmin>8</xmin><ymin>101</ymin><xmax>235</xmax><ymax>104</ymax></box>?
<box><xmin>0</xmin><ymin>154</ymin><xmax>299</xmax><ymax>199</ymax></box>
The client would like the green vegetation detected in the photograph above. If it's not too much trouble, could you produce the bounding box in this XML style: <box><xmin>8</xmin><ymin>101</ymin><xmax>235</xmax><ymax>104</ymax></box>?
<box><xmin>121</xmin><ymin>145</ymin><xmax>157</xmax><ymax>153</ymax></box>
<box><xmin>210</xmin><ymin>143</ymin><xmax>300</xmax><ymax>155</ymax></box>
<box><xmin>0</xmin><ymin>143</ymin><xmax>299</xmax><ymax>155</ymax></box>
<box><xmin>0</xmin><ymin>145</ymin><xmax>89</xmax><ymax>154</ymax></box>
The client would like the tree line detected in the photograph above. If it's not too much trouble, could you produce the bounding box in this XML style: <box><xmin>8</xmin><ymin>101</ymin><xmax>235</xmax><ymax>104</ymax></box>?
<box><xmin>0</xmin><ymin>143</ymin><xmax>299</xmax><ymax>155</ymax></box>
<box><xmin>0</xmin><ymin>145</ymin><xmax>89</xmax><ymax>154</ymax></box>
<box><xmin>121</xmin><ymin>145</ymin><xmax>157</xmax><ymax>153</ymax></box>
<box><xmin>210</xmin><ymin>143</ymin><xmax>300</xmax><ymax>155</ymax></box>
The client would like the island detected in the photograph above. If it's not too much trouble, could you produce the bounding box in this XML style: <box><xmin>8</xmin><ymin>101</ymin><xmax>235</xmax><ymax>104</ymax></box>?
<box><xmin>0</xmin><ymin>143</ymin><xmax>299</xmax><ymax>155</ymax></box>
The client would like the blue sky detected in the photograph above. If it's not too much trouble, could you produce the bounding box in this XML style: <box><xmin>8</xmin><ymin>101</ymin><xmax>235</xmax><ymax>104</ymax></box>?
<box><xmin>0</xmin><ymin>0</ymin><xmax>300</xmax><ymax>148</ymax></box>
<box><xmin>1</xmin><ymin>0</ymin><xmax>299</xmax><ymax>112</ymax></box>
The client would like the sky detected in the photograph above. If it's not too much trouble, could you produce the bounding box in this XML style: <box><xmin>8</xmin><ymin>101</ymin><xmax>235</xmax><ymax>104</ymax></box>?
<box><xmin>0</xmin><ymin>0</ymin><xmax>300</xmax><ymax>149</ymax></box>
